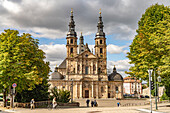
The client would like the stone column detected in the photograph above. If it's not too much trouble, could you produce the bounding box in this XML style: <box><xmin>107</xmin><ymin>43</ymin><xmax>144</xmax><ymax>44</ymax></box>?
<box><xmin>92</xmin><ymin>81</ymin><xmax>94</xmax><ymax>98</ymax></box>
<box><xmin>80</xmin><ymin>60</ymin><xmax>82</xmax><ymax>74</ymax></box>
<box><xmin>91</xmin><ymin>61</ymin><xmax>93</xmax><ymax>74</ymax></box>
<box><xmin>96</xmin><ymin>62</ymin><xmax>98</xmax><ymax>75</ymax></box>
<box><xmin>105</xmin><ymin>83</ymin><xmax>108</xmax><ymax>98</ymax></box>
<box><xmin>66</xmin><ymin>82</ymin><xmax>68</xmax><ymax>90</ymax></box>
<box><xmin>75</xmin><ymin>82</ymin><xmax>77</xmax><ymax>98</ymax></box>
<box><xmin>80</xmin><ymin>82</ymin><xmax>82</xmax><ymax>98</ymax></box>
<box><xmin>75</xmin><ymin>60</ymin><xmax>78</xmax><ymax>74</ymax></box>
<box><xmin>96</xmin><ymin>83</ymin><xmax>99</xmax><ymax>99</ymax></box>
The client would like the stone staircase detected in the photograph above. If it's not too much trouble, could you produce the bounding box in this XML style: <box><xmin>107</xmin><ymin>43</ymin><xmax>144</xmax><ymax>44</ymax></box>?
<box><xmin>74</xmin><ymin>98</ymin><xmax>149</xmax><ymax>107</ymax></box>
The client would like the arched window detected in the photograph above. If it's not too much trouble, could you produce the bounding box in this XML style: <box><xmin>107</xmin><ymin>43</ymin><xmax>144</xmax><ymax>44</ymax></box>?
<box><xmin>71</xmin><ymin>39</ymin><xmax>73</xmax><ymax>44</ymax></box>
<box><xmin>77</xmin><ymin>65</ymin><xmax>80</xmax><ymax>71</ymax></box>
<box><xmin>93</xmin><ymin>65</ymin><xmax>96</xmax><ymax>71</ymax></box>
<box><xmin>116</xmin><ymin>86</ymin><xmax>118</xmax><ymax>92</ymax></box>
<box><xmin>70</xmin><ymin>48</ymin><xmax>73</xmax><ymax>53</ymax></box>
<box><xmin>101</xmin><ymin>86</ymin><xmax>104</xmax><ymax>93</ymax></box>
<box><xmin>100</xmin><ymin>40</ymin><xmax>102</xmax><ymax>44</ymax></box>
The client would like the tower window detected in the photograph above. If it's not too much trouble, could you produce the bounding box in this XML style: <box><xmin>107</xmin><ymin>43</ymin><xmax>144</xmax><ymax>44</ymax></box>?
<box><xmin>101</xmin><ymin>86</ymin><xmax>104</xmax><ymax>93</ymax></box>
<box><xmin>100</xmin><ymin>48</ymin><xmax>103</xmax><ymax>53</ymax></box>
<box><xmin>116</xmin><ymin>86</ymin><xmax>118</xmax><ymax>92</ymax></box>
<box><xmin>85</xmin><ymin>66</ymin><xmax>88</xmax><ymax>75</ymax></box>
<box><xmin>100</xmin><ymin>40</ymin><xmax>102</xmax><ymax>44</ymax></box>
<box><xmin>93</xmin><ymin>65</ymin><xmax>96</xmax><ymax>71</ymax></box>
<box><xmin>78</xmin><ymin>65</ymin><xmax>80</xmax><ymax>71</ymax></box>
<box><xmin>70</xmin><ymin>48</ymin><xmax>73</xmax><ymax>53</ymax></box>
<box><xmin>71</xmin><ymin>39</ymin><xmax>73</xmax><ymax>44</ymax></box>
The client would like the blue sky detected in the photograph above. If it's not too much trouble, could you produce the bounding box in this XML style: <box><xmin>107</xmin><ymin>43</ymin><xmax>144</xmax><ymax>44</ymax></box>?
<box><xmin>0</xmin><ymin>0</ymin><xmax>169</xmax><ymax>77</ymax></box>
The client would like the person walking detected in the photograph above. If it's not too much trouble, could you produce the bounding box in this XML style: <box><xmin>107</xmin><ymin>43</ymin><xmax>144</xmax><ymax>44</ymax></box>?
<box><xmin>117</xmin><ymin>102</ymin><xmax>120</xmax><ymax>107</ymax></box>
<box><xmin>91</xmin><ymin>100</ymin><xmax>94</xmax><ymax>107</ymax></box>
<box><xmin>30</xmin><ymin>99</ymin><xmax>35</xmax><ymax>110</ymax></box>
<box><xmin>86</xmin><ymin>99</ymin><xmax>90</xmax><ymax>107</ymax></box>
<box><xmin>94</xmin><ymin>100</ymin><xmax>98</xmax><ymax>107</ymax></box>
<box><xmin>52</xmin><ymin>97</ymin><xmax>57</xmax><ymax>109</ymax></box>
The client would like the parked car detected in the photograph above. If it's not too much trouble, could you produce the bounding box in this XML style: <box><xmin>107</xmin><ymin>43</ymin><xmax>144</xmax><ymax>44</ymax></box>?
<box><xmin>123</xmin><ymin>94</ymin><xmax>128</xmax><ymax>98</ymax></box>
<box><xmin>132</xmin><ymin>94</ymin><xmax>135</xmax><ymax>97</ymax></box>
<box><xmin>127</xmin><ymin>94</ymin><xmax>132</xmax><ymax>97</ymax></box>
<box><xmin>145</xmin><ymin>95</ymin><xmax>149</xmax><ymax>98</ymax></box>
<box><xmin>139</xmin><ymin>95</ymin><xmax>144</xmax><ymax>98</ymax></box>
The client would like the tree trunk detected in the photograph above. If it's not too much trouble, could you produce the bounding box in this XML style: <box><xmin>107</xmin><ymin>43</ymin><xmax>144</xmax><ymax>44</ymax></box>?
<box><xmin>3</xmin><ymin>88</ymin><xmax>7</xmax><ymax>107</ymax></box>
<box><xmin>9</xmin><ymin>88</ymin><xmax>13</xmax><ymax>108</ymax></box>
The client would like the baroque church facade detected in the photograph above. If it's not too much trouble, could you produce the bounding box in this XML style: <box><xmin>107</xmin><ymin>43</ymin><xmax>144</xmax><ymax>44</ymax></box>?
<box><xmin>49</xmin><ymin>10</ymin><xmax>124</xmax><ymax>99</ymax></box>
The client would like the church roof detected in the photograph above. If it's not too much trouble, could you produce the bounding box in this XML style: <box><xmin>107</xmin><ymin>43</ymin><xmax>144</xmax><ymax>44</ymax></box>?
<box><xmin>75</xmin><ymin>50</ymin><xmax>97</xmax><ymax>59</ymax></box>
<box><xmin>108</xmin><ymin>66</ymin><xmax>123</xmax><ymax>81</ymax></box>
<box><xmin>58</xmin><ymin>59</ymin><xmax>66</xmax><ymax>69</ymax></box>
<box><xmin>49</xmin><ymin>67</ymin><xmax>64</xmax><ymax>80</ymax></box>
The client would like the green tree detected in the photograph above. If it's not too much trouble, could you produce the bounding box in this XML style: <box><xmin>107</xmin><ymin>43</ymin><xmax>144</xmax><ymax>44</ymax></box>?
<box><xmin>51</xmin><ymin>87</ymin><xmax>70</xmax><ymax>103</ymax></box>
<box><xmin>126</xmin><ymin>4</ymin><xmax>170</xmax><ymax>96</ymax></box>
<box><xmin>0</xmin><ymin>29</ymin><xmax>50</xmax><ymax>107</ymax></box>
<box><xmin>15</xmin><ymin>79</ymin><xmax>50</xmax><ymax>103</ymax></box>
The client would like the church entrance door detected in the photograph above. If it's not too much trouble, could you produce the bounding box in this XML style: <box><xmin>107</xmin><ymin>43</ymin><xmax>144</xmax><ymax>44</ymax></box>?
<box><xmin>85</xmin><ymin>90</ymin><xmax>89</xmax><ymax>98</ymax></box>
<box><xmin>108</xmin><ymin>93</ymin><xmax>110</xmax><ymax>98</ymax></box>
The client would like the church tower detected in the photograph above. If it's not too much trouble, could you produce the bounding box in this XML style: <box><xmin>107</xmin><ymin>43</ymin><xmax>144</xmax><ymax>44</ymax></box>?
<box><xmin>78</xmin><ymin>32</ymin><xmax>85</xmax><ymax>54</ymax></box>
<box><xmin>66</xmin><ymin>10</ymin><xmax>78</xmax><ymax>57</ymax></box>
<box><xmin>95</xmin><ymin>10</ymin><xmax>106</xmax><ymax>58</ymax></box>
<box><xmin>95</xmin><ymin>10</ymin><xmax>107</xmax><ymax>79</ymax></box>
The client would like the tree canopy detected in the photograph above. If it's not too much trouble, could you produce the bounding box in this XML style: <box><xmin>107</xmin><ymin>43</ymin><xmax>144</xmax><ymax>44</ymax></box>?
<box><xmin>0</xmin><ymin>29</ymin><xmax>50</xmax><ymax>106</ymax></box>
<box><xmin>126</xmin><ymin>4</ymin><xmax>170</xmax><ymax>96</ymax></box>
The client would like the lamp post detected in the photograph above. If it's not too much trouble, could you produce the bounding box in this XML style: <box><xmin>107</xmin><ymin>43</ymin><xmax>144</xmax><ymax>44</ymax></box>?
<box><xmin>157</xmin><ymin>75</ymin><xmax>161</xmax><ymax>103</ymax></box>
<box><xmin>154</xmin><ymin>69</ymin><xmax>157</xmax><ymax>110</ymax></box>
<box><xmin>71</xmin><ymin>79</ymin><xmax>73</xmax><ymax>103</ymax></box>
<box><xmin>148</xmin><ymin>69</ymin><xmax>153</xmax><ymax>113</ymax></box>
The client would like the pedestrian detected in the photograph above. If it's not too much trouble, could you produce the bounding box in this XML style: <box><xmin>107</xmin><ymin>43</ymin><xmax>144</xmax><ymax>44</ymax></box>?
<box><xmin>86</xmin><ymin>99</ymin><xmax>90</xmax><ymax>107</ymax></box>
<box><xmin>94</xmin><ymin>100</ymin><xmax>98</xmax><ymax>107</ymax></box>
<box><xmin>52</xmin><ymin>97</ymin><xmax>57</xmax><ymax>109</ymax></box>
<box><xmin>117</xmin><ymin>102</ymin><xmax>120</xmax><ymax>107</ymax></box>
<box><xmin>30</xmin><ymin>99</ymin><xmax>35</xmax><ymax>110</ymax></box>
<box><xmin>91</xmin><ymin>100</ymin><xmax>94</xmax><ymax>107</ymax></box>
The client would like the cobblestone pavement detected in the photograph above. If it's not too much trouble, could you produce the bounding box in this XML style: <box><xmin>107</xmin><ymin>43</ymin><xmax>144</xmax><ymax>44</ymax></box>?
<box><xmin>1</xmin><ymin>103</ymin><xmax>170</xmax><ymax>113</ymax></box>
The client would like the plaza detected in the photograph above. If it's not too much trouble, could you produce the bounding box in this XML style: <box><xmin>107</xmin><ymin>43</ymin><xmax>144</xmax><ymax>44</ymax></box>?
<box><xmin>1</xmin><ymin>102</ymin><xmax>170</xmax><ymax>113</ymax></box>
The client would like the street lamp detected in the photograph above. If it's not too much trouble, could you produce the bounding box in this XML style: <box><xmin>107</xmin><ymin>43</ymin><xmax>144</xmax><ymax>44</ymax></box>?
<box><xmin>157</xmin><ymin>75</ymin><xmax>161</xmax><ymax>103</ymax></box>
<box><xmin>154</xmin><ymin>68</ymin><xmax>158</xmax><ymax>110</ymax></box>
<box><xmin>71</xmin><ymin>79</ymin><xmax>74</xmax><ymax>103</ymax></box>
<box><xmin>148</xmin><ymin>69</ymin><xmax>153</xmax><ymax>113</ymax></box>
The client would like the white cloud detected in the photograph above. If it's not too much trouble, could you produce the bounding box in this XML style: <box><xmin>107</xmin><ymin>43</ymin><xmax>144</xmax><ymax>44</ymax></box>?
<box><xmin>107</xmin><ymin>44</ymin><xmax>127</xmax><ymax>54</ymax></box>
<box><xmin>107</xmin><ymin>59</ymin><xmax>133</xmax><ymax>77</ymax></box>
<box><xmin>39</xmin><ymin>44</ymin><xmax>67</xmax><ymax>72</ymax></box>
<box><xmin>0</xmin><ymin>0</ymin><xmax>169</xmax><ymax>40</ymax></box>
<box><xmin>1</xmin><ymin>0</ymin><xmax>21</xmax><ymax>13</ymax></box>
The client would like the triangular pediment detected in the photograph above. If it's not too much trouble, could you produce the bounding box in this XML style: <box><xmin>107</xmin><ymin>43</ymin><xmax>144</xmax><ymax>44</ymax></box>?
<box><xmin>75</xmin><ymin>50</ymin><xmax>97</xmax><ymax>59</ymax></box>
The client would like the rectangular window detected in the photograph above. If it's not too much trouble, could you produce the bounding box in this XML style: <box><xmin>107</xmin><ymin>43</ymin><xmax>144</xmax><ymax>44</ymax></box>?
<box><xmin>77</xmin><ymin>65</ymin><xmax>80</xmax><ymax>71</ymax></box>
<box><xmin>71</xmin><ymin>39</ymin><xmax>73</xmax><ymax>44</ymax></box>
<box><xmin>70</xmin><ymin>48</ymin><xmax>73</xmax><ymax>53</ymax></box>
<box><xmin>100</xmin><ymin>40</ymin><xmax>102</xmax><ymax>44</ymax></box>
<box><xmin>116</xmin><ymin>86</ymin><xmax>118</xmax><ymax>91</ymax></box>
<box><xmin>100</xmin><ymin>48</ymin><xmax>103</xmax><ymax>53</ymax></box>
<box><xmin>85</xmin><ymin>66</ymin><xmax>88</xmax><ymax>75</ymax></box>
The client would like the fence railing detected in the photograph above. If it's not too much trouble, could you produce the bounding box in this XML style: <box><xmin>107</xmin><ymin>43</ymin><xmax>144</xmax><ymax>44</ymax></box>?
<box><xmin>15</xmin><ymin>100</ymin><xmax>79</xmax><ymax>108</ymax></box>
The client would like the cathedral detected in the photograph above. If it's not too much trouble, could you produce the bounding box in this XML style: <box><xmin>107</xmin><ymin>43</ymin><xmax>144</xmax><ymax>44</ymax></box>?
<box><xmin>49</xmin><ymin>10</ymin><xmax>124</xmax><ymax>99</ymax></box>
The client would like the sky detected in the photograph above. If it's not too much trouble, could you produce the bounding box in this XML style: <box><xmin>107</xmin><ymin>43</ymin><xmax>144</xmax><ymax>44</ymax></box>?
<box><xmin>0</xmin><ymin>0</ymin><xmax>169</xmax><ymax>77</ymax></box>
